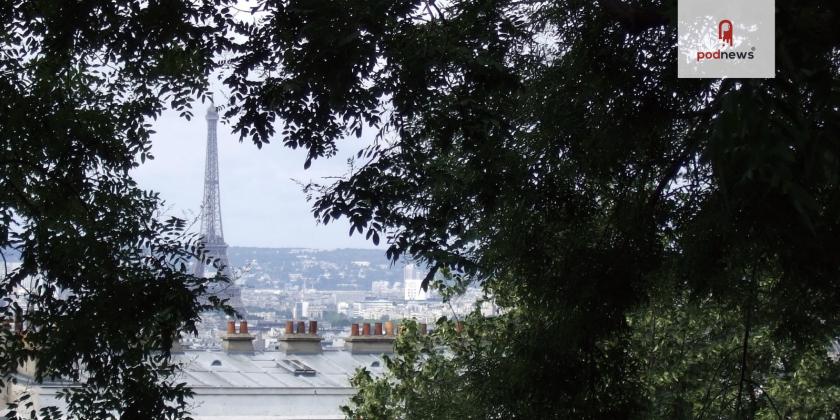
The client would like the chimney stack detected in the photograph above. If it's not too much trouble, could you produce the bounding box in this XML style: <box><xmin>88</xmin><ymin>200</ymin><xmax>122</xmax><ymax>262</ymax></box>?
<box><xmin>221</xmin><ymin>319</ymin><xmax>255</xmax><ymax>353</ymax></box>
<box><xmin>345</xmin><ymin>321</ymin><xmax>395</xmax><ymax>354</ymax></box>
<box><xmin>277</xmin><ymin>319</ymin><xmax>322</xmax><ymax>354</ymax></box>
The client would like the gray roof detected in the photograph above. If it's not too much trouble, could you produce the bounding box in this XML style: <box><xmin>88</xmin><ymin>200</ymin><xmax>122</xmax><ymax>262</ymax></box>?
<box><xmin>3</xmin><ymin>349</ymin><xmax>384</xmax><ymax>419</ymax></box>
<box><xmin>174</xmin><ymin>350</ymin><xmax>385</xmax><ymax>390</ymax></box>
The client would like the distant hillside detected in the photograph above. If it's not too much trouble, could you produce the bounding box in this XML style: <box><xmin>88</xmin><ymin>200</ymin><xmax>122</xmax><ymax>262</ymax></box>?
<box><xmin>1</xmin><ymin>246</ymin><xmax>404</xmax><ymax>291</ymax></box>
<box><xmin>228</xmin><ymin>247</ymin><xmax>404</xmax><ymax>290</ymax></box>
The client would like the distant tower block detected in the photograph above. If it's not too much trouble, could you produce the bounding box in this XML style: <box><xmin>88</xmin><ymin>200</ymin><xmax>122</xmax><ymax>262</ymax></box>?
<box><xmin>194</xmin><ymin>104</ymin><xmax>246</xmax><ymax>316</ymax></box>
<box><xmin>403</xmin><ymin>264</ymin><xmax>428</xmax><ymax>301</ymax></box>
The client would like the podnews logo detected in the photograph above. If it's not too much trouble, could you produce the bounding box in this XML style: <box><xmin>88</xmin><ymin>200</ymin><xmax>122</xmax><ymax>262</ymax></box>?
<box><xmin>678</xmin><ymin>0</ymin><xmax>774</xmax><ymax>78</ymax></box>
<box><xmin>696</xmin><ymin>19</ymin><xmax>756</xmax><ymax>62</ymax></box>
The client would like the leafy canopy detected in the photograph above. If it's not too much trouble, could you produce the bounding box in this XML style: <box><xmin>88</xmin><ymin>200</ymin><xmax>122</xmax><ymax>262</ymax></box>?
<box><xmin>0</xmin><ymin>1</ymin><xmax>236</xmax><ymax>418</ymax></box>
<box><xmin>220</xmin><ymin>0</ymin><xmax>840</xmax><ymax>418</ymax></box>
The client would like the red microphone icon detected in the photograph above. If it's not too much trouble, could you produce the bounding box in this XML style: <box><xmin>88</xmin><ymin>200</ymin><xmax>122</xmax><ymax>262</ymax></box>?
<box><xmin>718</xmin><ymin>19</ymin><xmax>733</xmax><ymax>46</ymax></box>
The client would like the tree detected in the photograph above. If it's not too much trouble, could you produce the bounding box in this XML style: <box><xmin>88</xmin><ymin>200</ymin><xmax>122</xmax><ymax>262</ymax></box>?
<box><xmin>627</xmin><ymin>278</ymin><xmax>840</xmax><ymax>418</ymax></box>
<box><xmin>1</xmin><ymin>1</ymin><xmax>235</xmax><ymax>418</ymax></box>
<box><xmin>342</xmin><ymin>319</ymin><xmax>494</xmax><ymax>420</ymax></box>
<box><xmin>220</xmin><ymin>0</ymin><xmax>840</xmax><ymax>417</ymax></box>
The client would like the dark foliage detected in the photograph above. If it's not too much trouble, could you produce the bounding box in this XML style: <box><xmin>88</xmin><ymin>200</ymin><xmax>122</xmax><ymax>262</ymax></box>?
<box><xmin>0</xmin><ymin>1</ymin><xmax>234</xmax><ymax>418</ymax></box>
<box><xmin>220</xmin><ymin>0</ymin><xmax>840</xmax><ymax>417</ymax></box>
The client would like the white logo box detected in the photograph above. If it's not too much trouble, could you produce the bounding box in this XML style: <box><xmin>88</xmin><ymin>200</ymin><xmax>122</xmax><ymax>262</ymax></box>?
<box><xmin>678</xmin><ymin>0</ymin><xmax>775</xmax><ymax>78</ymax></box>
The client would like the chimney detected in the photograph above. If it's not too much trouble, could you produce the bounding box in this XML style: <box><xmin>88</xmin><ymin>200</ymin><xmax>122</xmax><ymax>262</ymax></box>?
<box><xmin>221</xmin><ymin>320</ymin><xmax>255</xmax><ymax>353</ymax></box>
<box><xmin>277</xmin><ymin>319</ymin><xmax>322</xmax><ymax>354</ymax></box>
<box><xmin>345</xmin><ymin>321</ymin><xmax>395</xmax><ymax>354</ymax></box>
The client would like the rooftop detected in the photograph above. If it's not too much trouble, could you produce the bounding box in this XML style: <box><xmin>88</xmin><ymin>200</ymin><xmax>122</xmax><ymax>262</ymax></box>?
<box><xmin>174</xmin><ymin>350</ymin><xmax>385</xmax><ymax>390</ymax></box>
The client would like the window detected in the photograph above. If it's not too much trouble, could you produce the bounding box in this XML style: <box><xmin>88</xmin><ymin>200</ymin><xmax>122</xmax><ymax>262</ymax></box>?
<box><xmin>278</xmin><ymin>359</ymin><xmax>316</xmax><ymax>376</ymax></box>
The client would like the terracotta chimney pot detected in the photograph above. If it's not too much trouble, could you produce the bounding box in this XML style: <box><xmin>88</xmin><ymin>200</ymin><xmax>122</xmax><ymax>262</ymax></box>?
<box><xmin>374</xmin><ymin>322</ymin><xmax>383</xmax><ymax>336</ymax></box>
<box><xmin>285</xmin><ymin>320</ymin><xmax>294</xmax><ymax>334</ymax></box>
<box><xmin>384</xmin><ymin>321</ymin><xmax>395</xmax><ymax>336</ymax></box>
<box><xmin>296</xmin><ymin>321</ymin><xmax>306</xmax><ymax>334</ymax></box>
<box><xmin>362</xmin><ymin>323</ymin><xmax>371</xmax><ymax>336</ymax></box>
<box><xmin>308</xmin><ymin>320</ymin><xmax>318</xmax><ymax>335</ymax></box>
<box><xmin>239</xmin><ymin>320</ymin><xmax>249</xmax><ymax>334</ymax></box>
<box><xmin>226</xmin><ymin>320</ymin><xmax>236</xmax><ymax>334</ymax></box>
<box><xmin>351</xmin><ymin>323</ymin><xmax>360</xmax><ymax>336</ymax></box>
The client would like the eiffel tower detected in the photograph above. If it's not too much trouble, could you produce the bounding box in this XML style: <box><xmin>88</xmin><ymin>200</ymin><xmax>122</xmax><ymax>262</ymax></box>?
<box><xmin>194</xmin><ymin>104</ymin><xmax>245</xmax><ymax>317</ymax></box>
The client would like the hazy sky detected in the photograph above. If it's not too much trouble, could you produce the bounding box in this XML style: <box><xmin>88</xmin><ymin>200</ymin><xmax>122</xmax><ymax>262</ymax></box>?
<box><xmin>132</xmin><ymin>105</ymin><xmax>381</xmax><ymax>250</ymax></box>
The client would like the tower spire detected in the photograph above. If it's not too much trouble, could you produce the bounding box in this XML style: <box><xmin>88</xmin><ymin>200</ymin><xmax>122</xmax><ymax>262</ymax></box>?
<box><xmin>195</xmin><ymin>103</ymin><xmax>245</xmax><ymax>315</ymax></box>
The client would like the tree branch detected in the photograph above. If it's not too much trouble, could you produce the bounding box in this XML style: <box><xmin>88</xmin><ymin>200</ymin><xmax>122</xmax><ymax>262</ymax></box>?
<box><xmin>736</xmin><ymin>261</ymin><xmax>759</xmax><ymax>417</ymax></box>
<box><xmin>599</xmin><ymin>0</ymin><xmax>670</xmax><ymax>34</ymax></box>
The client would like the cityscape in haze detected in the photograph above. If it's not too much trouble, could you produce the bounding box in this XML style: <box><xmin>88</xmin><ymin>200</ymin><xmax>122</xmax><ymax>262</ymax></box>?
<box><xmin>177</xmin><ymin>104</ymin><xmax>490</xmax><ymax>353</ymax></box>
<box><xmin>186</xmin><ymin>246</ymin><xmax>492</xmax><ymax>352</ymax></box>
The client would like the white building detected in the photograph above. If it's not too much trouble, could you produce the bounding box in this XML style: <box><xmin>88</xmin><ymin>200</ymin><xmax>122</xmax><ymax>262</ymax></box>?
<box><xmin>403</xmin><ymin>264</ymin><xmax>428</xmax><ymax>301</ymax></box>
<box><xmin>336</xmin><ymin>301</ymin><xmax>351</xmax><ymax>316</ymax></box>
<box><xmin>358</xmin><ymin>299</ymin><xmax>395</xmax><ymax>320</ymax></box>
<box><xmin>293</xmin><ymin>301</ymin><xmax>309</xmax><ymax>319</ymax></box>
<box><xmin>370</xmin><ymin>280</ymin><xmax>390</xmax><ymax>295</ymax></box>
